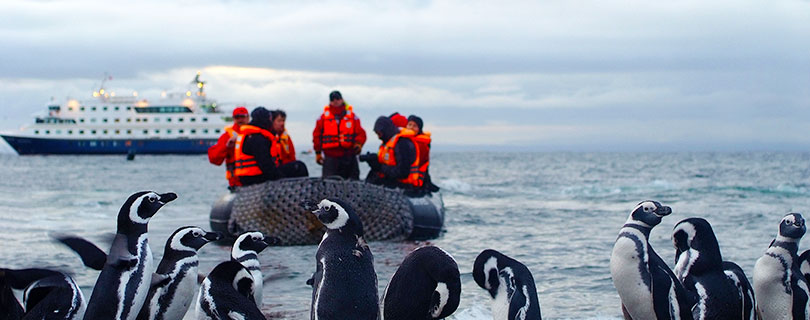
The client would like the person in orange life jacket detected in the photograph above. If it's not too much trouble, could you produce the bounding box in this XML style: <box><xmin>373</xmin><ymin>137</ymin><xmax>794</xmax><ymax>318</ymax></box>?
<box><xmin>406</xmin><ymin>115</ymin><xmax>440</xmax><ymax>193</ymax></box>
<box><xmin>235</xmin><ymin>107</ymin><xmax>281</xmax><ymax>186</ymax></box>
<box><xmin>389</xmin><ymin>112</ymin><xmax>408</xmax><ymax>128</ymax></box>
<box><xmin>270</xmin><ymin>109</ymin><xmax>309</xmax><ymax>178</ymax></box>
<box><xmin>208</xmin><ymin>106</ymin><xmax>250</xmax><ymax>190</ymax></box>
<box><xmin>312</xmin><ymin>90</ymin><xmax>367</xmax><ymax>180</ymax></box>
<box><xmin>361</xmin><ymin>116</ymin><xmax>419</xmax><ymax>190</ymax></box>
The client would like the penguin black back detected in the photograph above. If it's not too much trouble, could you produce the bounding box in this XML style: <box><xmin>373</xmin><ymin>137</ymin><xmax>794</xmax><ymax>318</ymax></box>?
<box><xmin>197</xmin><ymin>260</ymin><xmax>265</xmax><ymax>320</ymax></box>
<box><xmin>383</xmin><ymin>246</ymin><xmax>461</xmax><ymax>320</ymax></box>
<box><xmin>473</xmin><ymin>249</ymin><xmax>542</xmax><ymax>320</ymax></box>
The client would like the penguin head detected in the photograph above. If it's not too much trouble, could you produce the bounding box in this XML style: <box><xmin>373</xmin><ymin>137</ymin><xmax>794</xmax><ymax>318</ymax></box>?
<box><xmin>778</xmin><ymin>213</ymin><xmax>806</xmax><ymax>240</ymax></box>
<box><xmin>167</xmin><ymin>226</ymin><xmax>223</xmax><ymax>252</ymax></box>
<box><xmin>672</xmin><ymin>218</ymin><xmax>722</xmax><ymax>278</ymax></box>
<box><xmin>232</xmin><ymin>232</ymin><xmax>279</xmax><ymax>260</ymax></box>
<box><xmin>423</xmin><ymin>247</ymin><xmax>462</xmax><ymax>319</ymax></box>
<box><xmin>309</xmin><ymin>198</ymin><xmax>364</xmax><ymax>236</ymax></box>
<box><xmin>207</xmin><ymin>260</ymin><xmax>254</xmax><ymax>298</ymax></box>
<box><xmin>628</xmin><ymin>200</ymin><xmax>671</xmax><ymax>227</ymax></box>
<box><xmin>473</xmin><ymin>249</ymin><xmax>511</xmax><ymax>299</ymax></box>
<box><xmin>119</xmin><ymin>191</ymin><xmax>177</xmax><ymax>227</ymax></box>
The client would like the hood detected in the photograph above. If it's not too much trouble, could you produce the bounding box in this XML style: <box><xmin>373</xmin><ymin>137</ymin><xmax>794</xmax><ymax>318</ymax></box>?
<box><xmin>374</xmin><ymin>116</ymin><xmax>398</xmax><ymax>142</ymax></box>
<box><xmin>249</xmin><ymin>107</ymin><xmax>272</xmax><ymax>130</ymax></box>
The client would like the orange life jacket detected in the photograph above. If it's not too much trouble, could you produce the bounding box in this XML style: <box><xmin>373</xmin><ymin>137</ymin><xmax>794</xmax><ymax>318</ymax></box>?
<box><xmin>377</xmin><ymin>129</ymin><xmax>428</xmax><ymax>187</ymax></box>
<box><xmin>224</xmin><ymin>125</ymin><xmax>239</xmax><ymax>182</ymax></box>
<box><xmin>233</xmin><ymin>125</ymin><xmax>279</xmax><ymax>177</ymax></box>
<box><xmin>277</xmin><ymin>130</ymin><xmax>296</xmax><ymax>164</ymax></box>
<box><xmin>320</xmin><ymin>105</ymin><xmax>358</xmax><ymax>149</ymax></box>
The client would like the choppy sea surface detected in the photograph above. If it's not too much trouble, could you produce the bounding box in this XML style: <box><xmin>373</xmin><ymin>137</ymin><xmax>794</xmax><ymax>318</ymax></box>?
<box><xmin>2</xmin><ymin>152</ymin><xmax>810</xmax><ymax>319</ymax></box>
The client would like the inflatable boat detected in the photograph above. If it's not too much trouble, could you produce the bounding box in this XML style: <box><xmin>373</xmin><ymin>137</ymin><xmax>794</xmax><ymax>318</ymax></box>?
<box><xmin>209</xmin><ymin>177</ymin><xmax>445</xmax><ymax>245</ymax></box>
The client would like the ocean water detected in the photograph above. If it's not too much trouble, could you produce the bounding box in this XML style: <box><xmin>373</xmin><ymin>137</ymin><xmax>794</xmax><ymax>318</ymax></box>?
<box><xmin>2</xmin><ymin>152</ymin><xmax>810</xmax><ymax>319</ymax></box>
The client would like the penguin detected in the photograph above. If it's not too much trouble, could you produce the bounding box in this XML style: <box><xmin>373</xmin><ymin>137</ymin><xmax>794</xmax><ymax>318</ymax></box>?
<box><xmin>230</xmin><ymin>232</ymin><xmax>279</xmax><ymax>307</ymax></box>
<box><xmin>472</xmin><ymin>249</ymin><xmax>542</xmax><ymax>320</ymax></box>
<box><xmin>0</xmin><ymin>268</ymin><xmax>85</xmax><ymax>320</ymax></box>
<box><xmin>81</xmin><ymin>191</ymin><xmax>177</xmax><ymax>320</ymax></box>
<box><xmin>136</xmin><ymin>227</ymin><xmax>222</xmax><ymax>320</ymax></box>
<box><xmin>195</xmin><ymin>260</ymin><xmax>266</xmax><ymax>320</ymax></box>
<box><xmin>672</xmin><ymin>217</ymin><xmax>755</xmax><ymax>320</ymax></box>
<box><xmin>610</xmin><ymin>200</ymin><xmax>694</xmax><ymax>320</ymax></box>
<box><xmin>304</xmin><ymin>198</ymin><xmax>379</xmax><ymax>320</ymax></box>
<box><xmin>382</xmin><ymin>245</ymin><xmax>461</xmax><ymax>320</ymax></box>
<box><xmin>722</xmin><ymin>261</ymin><xmax>756</xmax><ymax>320</ymax></box>
<box><xmin>753</xmin><ymin>213</ymin><xmax>810</xmax><ymax>320</ymax></box>
<box><xmin>0</xmin><ymin>268</ymin><xmax>24</xmax><ymax>320</ymax></box>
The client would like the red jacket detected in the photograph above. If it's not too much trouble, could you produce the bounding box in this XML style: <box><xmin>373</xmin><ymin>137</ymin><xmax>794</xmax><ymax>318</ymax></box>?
<box><xmin>208</xmin><ymin>124</ymin><xmax>242</xmax><ymax>187</ymax></box>
<box><xmin>312</xmin><ymin>104</ymin><xmax>367</xmax><ymax>157</ymax></box>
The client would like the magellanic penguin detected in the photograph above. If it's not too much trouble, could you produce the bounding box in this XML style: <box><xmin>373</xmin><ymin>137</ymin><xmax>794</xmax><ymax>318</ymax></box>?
<box><xmin>136</xmin><ymin>226</ymin><xmax>222</xmax><ymax>320</ymax></box>
<box><xmin>195</xmin><ymin>260</ymin><xmax>266</xmax><ymax>320</ymax></box>
<box><xmin>230</xmin><ymin>232</ymin><xmax>279</xmax><ymax>307</ymax></box>
<box><xmin>672</xmin><ymin>217</ymin><xmax>755</xmax><ymax>320</ymax></box>
<box><xmin>305</xmin><ymin>198</ymin><xmax>379</xmax><ymax>320</ymax></box>
<box><xmin>82</xmin><ymin>191</ymin><xmax>177</xmax><ymax>320</ymax></box>
<box><xmin>472</xmin><ymin>249</ymin><xmax>542</xmax><ymax>320</ymax></box>
<box><xmin>0</xmin><ymin>268</ymin><xmax>85</xmax><ymax>320</ymax></box>
<box><xmin>753</xmin><ymin>213</ymin><xmax>810</xmax><ymax>320</ymax></box>
<box><xmin>382</xmin><ymin>245</ymin><xmax>461</xmax><ymax>320</ymax></box>
<box><xmin>610</xmin><ymin>200</ymin><xmax>694</xmax><ymax>320</ymax></box>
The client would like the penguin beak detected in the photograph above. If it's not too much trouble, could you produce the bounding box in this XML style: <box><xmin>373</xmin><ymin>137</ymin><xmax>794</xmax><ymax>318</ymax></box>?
<box><xmin>300</xmin><ymin>200</ymin><xmax>320</xmax><ymax>212</ymax></box>
<box><xmin>158</xmin><ymin>193</ymin><xmax>177</xmax><ymax>204</ymax></box>
<box><xmin>263</xmin><ymin>236</ymin><xmax>281</xmax><ymax>246</ymax></box>
<box><xmin>655</xmin><ymin>206</ymin><xmax>672</xmax><ymax>216</ymax></box>
<box><xmin>204</xmin><ymin>232</ymin><xmax>223</xmax><ymax>242</ymax></box>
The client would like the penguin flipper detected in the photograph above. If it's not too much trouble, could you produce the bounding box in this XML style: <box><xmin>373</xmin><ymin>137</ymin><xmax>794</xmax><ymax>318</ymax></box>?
<box><xmin>150</xmin><ymin>273</ymin><xmax>171</xmax><ymax>289</ymax></box>
<box><xmin>52</xmin><ymin>234</ymin><xmax>107</xmax><ymax>271</ymax></box>
<box><xmin>799</xmin><ymin>250</ymin><xmax>810</xmax><ymax>283</ymax></box>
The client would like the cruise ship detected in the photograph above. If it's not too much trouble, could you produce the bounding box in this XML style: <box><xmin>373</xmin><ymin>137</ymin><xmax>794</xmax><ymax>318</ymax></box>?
<box><xmin>1</xmin><ymin>74</ymin><xmax>232</xmax><ymax>155</ymax></box>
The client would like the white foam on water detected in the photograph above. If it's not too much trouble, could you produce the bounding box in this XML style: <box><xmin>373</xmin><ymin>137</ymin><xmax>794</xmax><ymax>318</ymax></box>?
<box><xmin>438</xmin><ymin>178</ymin><xmax>474</xmax><ymax>193</ymax></box>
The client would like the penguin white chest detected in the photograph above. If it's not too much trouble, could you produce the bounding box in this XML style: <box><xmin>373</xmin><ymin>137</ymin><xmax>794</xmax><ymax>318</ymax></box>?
<box><xmin>117</xmin><ymin>235</ymin><xmax>154</xmax><ymax>320</ymax></box>
<box><xmin>753</xmin><ymin>252</ymin><xmax>792</xmax><ymax>320</ymax></box>
<box><xmin>491</xmin><ymin>280</ymin><xmax>511</xmax><ymax>320</ymax></box>
<box><xmin>610</xmin><ymin>234</ymin><xmax>655</xmax><ymax>318</ymax></box>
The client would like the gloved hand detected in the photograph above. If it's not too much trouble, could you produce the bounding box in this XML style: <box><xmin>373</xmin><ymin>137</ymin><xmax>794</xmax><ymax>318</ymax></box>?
<box><xmin>352</xmin><ymin>143</ymin><xmax>363</xmax><ymax>154</ymax></box>
<box><xmin>226</xmin><ymin>135</ymin><xmax>237</xmax><ymax>148</ymax></box>
<box><xmin>358</xmin><ymin>152</ymin><xmax>376</xmax><ymax>163</ymax></box>
<box><xmin>315</xmin><ymin>152</ymin><xmax>324</xmax><ymax>165</ymax></box>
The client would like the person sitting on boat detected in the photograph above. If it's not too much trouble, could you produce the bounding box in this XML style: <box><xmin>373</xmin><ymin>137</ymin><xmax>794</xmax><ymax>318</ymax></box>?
<box><xmin>406</xmin><ymin>115</ymin><xmax>440</xmax><ymax>193</ymax></box>
<box><xmin>234</xmin><ymin>107</ymin><xmax>282</xmax><ymax>186</ymax></box>
<box><xmin>271</xmin><ymin>109</ymin><xmax>309</xmax><ymax>178</ymax></box>
<box><xmin>208</xmin><ymin>106</ymin><xmax>250</xmax><ymax>190</ymax></box>
<box><xmin>361</xmin><ymin>116</ymin><xmax>429</xmax><ymax>194</ymax></box>
<box><xmin>389</xmin><ymin>112</ymin><xmax>408</xmax><ymax>128</ymax></box>
<box><xmin>312</xmin><ymin>90</ymin><xmax>367</xmax><ymax>180</ymax></box>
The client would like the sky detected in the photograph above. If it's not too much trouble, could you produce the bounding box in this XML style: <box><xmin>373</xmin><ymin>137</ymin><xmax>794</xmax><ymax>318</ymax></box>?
<box><xmin>1</xmin><ymin>0</ymin><xmax>809</xmax><ymax>152</ymax></box>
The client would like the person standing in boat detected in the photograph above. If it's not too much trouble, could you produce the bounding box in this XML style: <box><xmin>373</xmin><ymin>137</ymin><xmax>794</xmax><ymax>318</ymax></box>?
<box><xmin>361</xmin><ymin>116</ymin><xmax>429</xmax><ymax>194</ymax></box>
<box><xmin>271</xmin><ymin>109</ymin><xmax>309</xmax><ymax>178</ymax></box>
<box><xmin>208</xmin><ymin>106</ymin><xmax>250</xmax><ymax>190</ymax></box>
<box><xmin>234</xmin><ymin>107</ymin><xmax>282</xmax><ymax>186</ymax></box>
<box><xmin>312</xmin><ymin>90</ymin><xmax>367</xmax><ymax>180</ymax></box>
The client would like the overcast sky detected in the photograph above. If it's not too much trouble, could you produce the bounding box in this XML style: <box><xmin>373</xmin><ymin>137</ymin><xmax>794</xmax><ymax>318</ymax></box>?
<box><xmin>1</xmin><ymin>0</ymin><xmax>809</xmax><ymax>152</ymax></box>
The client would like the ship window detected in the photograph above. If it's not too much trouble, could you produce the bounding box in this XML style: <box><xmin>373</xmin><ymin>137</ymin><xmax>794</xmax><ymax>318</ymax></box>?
<box><xmin>215</xmin><ymin>129</ymin><xmax>221</xmax><ymax>134</ymax></box>
<box><xmin>115</xmin><ymin>130</ymin><xmax>120</xmax><ymax>134</ymax></box>
<box><xmin>80</xmin><ymin>119</ymin><xmax>85</xmax><ymax>123</ymax></box>
<box><xmin>190</xmin><ymin>117</ymin><xmax>196</xmax><ymax>122</ymax></box>
<box><xmin>154</xmin><ymin>118</ymin><xmax>159</xmax><ymax>122</ymax></box>
<box><xmin>68</xmin><ymin>107</ymin><xmax>73</xmax><ymax>111</ymax></box>
<box><xmin>143</xmin><ymin>130</ymin><xmax>148</xmax><ymax>134</ymax></box>
<box><xmin>103</xmin><ymin>106</ymin><xmax>108</xmax><ymax>111</ymax></box>
<box><xmin>91</xmin><ymin>118</ymin><xmax>96</xmax><ymax>123</ymax></box>
<box><xmin>45</xmin><ymin>130</ymin><xmax>50</xmax><ymax>134</ymax></box>
<box><xmin>114</xmin><ymin>106</ymin><xmax>120</xmax><ymax>111</ymax></box>
<box><xmin>91</xmin><ymin>107</ymin><xmax>96</xmax><ymax>111</ymax></box>
<box><xmin>80</xmin><ymin>107</ymin><xmax>85</xmax><ymax>111</ymax></box>
<box><xmin>166</xmin><ymin>118</ymin><xmax>172</xmax><ymax>122</ymax></box>
<box><xmin>126</xmin><ymin>130</ymin><xmax>132</xmax><ymax>134</ymax></box>
<box><xmin>142</xmin><ymin>118</ymin><xmax>148</xmax><ymax>123</ymax></box>
<box><xmin>178</xmin><ymin>118</ymin><xmax>184</xmax><ymax>122</ymax></box>
<box><xmin>34</xmin><ymin>130</ymin><xmax>39</xmax><ymax>134</ymax></box>
<box><xmin>178</xmin><ymin>129</ymin><xmax>184</xmax><ymax>134</ymax></box>
<box><xmin>128</xmin><ymin>118</ymin><xmax>132</xmax><ymax>122</ymax></box>
<box><xmin>154</xmin><ymin>129</ymin><xmax>160</xmax><ymax>134</ymax></box>
<box><xmin>103</xmin><ymin>130</ymin><xmax>108</xmax><ymax>134</ymax></box>
<box><xmin>202</xmin><ymin>118</ymin><xmax>208</xmax><ymax>122</ymax></box>
<box><xmin>203</xmin><ymin>129</ymin><xmax>209</xmax><ymax>134</ymax></box>
<box><xmin>91</xmin><ymin>130</ymin><xmax>97</xmax><ymax>134</ymax></box>
<box><xmin>79</xmin><ymin>130</ymin><xmax>84</xmax><ymax>134</ymax></box>
<box><xmin>134</xmin><ymin>118</ymin><xmax>139</xmax><ymax>122</ymax></box>
<box><xmin>114</xmin><ymin>118</ymin><xmax>120</xmax><ymax>123</ymax></box>
<box><xmin>167</xmin><ymin>129</ymin><xmax>172</xmax><ymax>134</ymax></box>
<box><xmin>68</xmin><ymin>130</ymin><xmax>73</xmax><ymax>134</ymax></box>
<box><xmin>56</xmin><ymin>130</ymin><xmax>61</xmax><ymax>134</ymax></box>
<box><xmin>102</xmin><ymin>118</ymin><xmax>108</xmax><ymax>123</ymax></box>
<box><xmin>190</xmin><ymin>129</ymin><xmax>196</xmax><ymax>134</ymax></box>
<box><xmin>127</xmin><ymin>106</ymin><xmax>132</xmax><ymax>110</ymax></box>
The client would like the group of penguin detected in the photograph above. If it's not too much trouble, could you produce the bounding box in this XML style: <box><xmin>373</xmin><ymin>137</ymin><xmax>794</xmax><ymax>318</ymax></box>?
<box><xmin>0</xmin><ymin>191</ymin><xmax>545</xmax><ymax>320</ymax></box>
<box><xmin>611</xmin><ymin>200</ymin><xmax>810</xmax><ymax>320</ymax></box>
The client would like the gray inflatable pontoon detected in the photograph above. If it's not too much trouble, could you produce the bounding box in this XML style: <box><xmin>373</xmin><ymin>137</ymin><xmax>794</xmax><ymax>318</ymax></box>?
<box><xmin>209</xmin><ymin>177</ymin><xmax>444</xmax><ymax>245</ymax></box>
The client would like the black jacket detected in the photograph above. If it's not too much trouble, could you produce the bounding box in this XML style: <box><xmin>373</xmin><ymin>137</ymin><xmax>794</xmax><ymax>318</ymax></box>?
<box><xmin>373</xmin><ymin>116</ymin><xmax>417</xmax><ymax>183</ymax></box>
<box><xmin>240</xmin><ymin>107</ymin><xmax>280</xmax><ymax>186</ymax></box>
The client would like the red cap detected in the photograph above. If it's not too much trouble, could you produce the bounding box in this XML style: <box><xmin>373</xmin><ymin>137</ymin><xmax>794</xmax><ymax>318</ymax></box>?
<box><xmin>233</xmin><ymin>107</ymin><xmax>249</xmax><ymax>116</ymax></box>
<box><xmin>390</xmin><ymin>112</ymin><xmax>407</xmax><ymax>128</ymax></box>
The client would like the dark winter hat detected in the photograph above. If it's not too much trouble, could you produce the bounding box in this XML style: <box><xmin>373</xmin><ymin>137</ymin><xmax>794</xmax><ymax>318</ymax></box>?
<box><xmin>329</xmin><ymin>90</ymin><xmax>343</xmax><ymax>101</ymax></box>
<box><xmin>407</xmin><ymin>115</ymin><xmax>423</xmax><ymax>132</ymax></box>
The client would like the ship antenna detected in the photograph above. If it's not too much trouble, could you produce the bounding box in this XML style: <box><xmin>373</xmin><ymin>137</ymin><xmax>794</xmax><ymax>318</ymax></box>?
<box><xmin>191</xmin><ymin>71</ymin><xmax>206</xmax><ymax>99</ymax></box>
<box><xmin>93</xmin><ymin>72</ymin><xmax>113</xmax><ymax>101</ymax></box>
